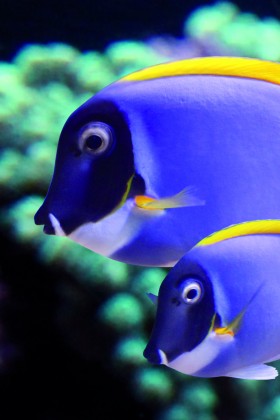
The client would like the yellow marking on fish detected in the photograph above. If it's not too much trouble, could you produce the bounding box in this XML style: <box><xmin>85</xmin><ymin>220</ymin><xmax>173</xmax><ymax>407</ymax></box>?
<box><xmin>120</xmin><ymin>56</ymin><xmax>280</xmax><ymax>87</ymax></box>
<box><xmin>214</xmin><ymin>283</ymin><xmax>264</xmax><ymax>337</ymax></box>
<box><xmin>196</xmin><ymin>220</ymin><xmax>280</xmax><ymax>247</ymax></box>
<box><xmin>118</xmin><ymin>173</ymin><xmax>134</xmax><ymax>208</ymax></box>
<box><xmin>135</xmin><ymin>195</ymin><xmax>158</xmax><ymax>210</ymax></box>
<box><xmin>214</xmin><ymin>305</ymin><xmax>247</xmax><ymax>337</ymax></box>
<box><xmin>134</xmin><ymin>186</ymin><xmax>205</xmax><ymax>210</ymax></box>
<box><xmin>209</xmin><ymin>313</ymin><xmax>218</xmax><ymax>334</ymax></box>
<box><xmin>111</xmin><ymin>174</ymin><xmax>134</xmax><ymax>215</ymax></box>
<box><xmin>215</xmin><ymin>327</ymin><xmax>235</xmax><ymax>337</ymax></box>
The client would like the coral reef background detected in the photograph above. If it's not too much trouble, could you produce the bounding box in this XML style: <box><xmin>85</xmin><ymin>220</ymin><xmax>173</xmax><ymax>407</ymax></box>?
<box><xmin>1</xmin><ymin>1</ymin><xmax>280</xmax><ymax>419</ymax></box>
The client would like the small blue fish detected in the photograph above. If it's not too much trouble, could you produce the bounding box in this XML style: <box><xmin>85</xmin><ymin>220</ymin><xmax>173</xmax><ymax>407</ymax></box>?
<box><xmin>35</xmin><ymin>57</ymin><xmax>280</xmax><ymax>266</ymax></box>
<box><xmin>144</xmin><ymin>220</ymin><xmax>280</xmax><ymax>379</ymax></box>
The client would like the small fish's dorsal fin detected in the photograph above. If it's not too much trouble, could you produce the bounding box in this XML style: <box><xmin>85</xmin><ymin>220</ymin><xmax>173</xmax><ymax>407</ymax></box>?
<box><xmin>147</xmin><ymin>293</ymin><xmax>158</xmax><ymax>305</ymax></box>
<box><xmin>225</xmin><ymin>364</ymin><xmax>278</xmax><ymax>380</ymax></box>
<box><xmin>196</xmin><ymin>220</ymin><xmax>280</xmax><ymax>248</ymax></box>
<box><xmin>120</xmin><ymin>56</ymin><xmax>280</xmax><ymax>87</ymax></box>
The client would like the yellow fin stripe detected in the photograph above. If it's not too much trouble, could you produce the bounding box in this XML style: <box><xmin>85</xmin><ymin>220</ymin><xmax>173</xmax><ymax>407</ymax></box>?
<box><xmin>120</xmin><ymin>56</ymin><xmax>280</xmax><ymax>86</ymax></box>
<box><xmin>196</xmin><ymin>220</ymin><xmax>280</xmax><ymax>247</ymax></box>
<box><xmin>215</xmin><ymin>310</ymin><xmax>244</xmax><ymax>337</ymax></box>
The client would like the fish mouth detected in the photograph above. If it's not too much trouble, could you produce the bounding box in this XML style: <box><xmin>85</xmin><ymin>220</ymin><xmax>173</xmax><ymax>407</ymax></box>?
<box><xmin>144</xmin><ymin>347</ymin><xmax>169</xmax><ymax>365</ymax></box>
<box><xmin>43</xmin><ymin>223</ymin><xmax>55</xmax><ymax>235</ymax></box>
<box><xmin>38</xmin><ymin>213</ymin><xmax>66</xmax><ymax>236</ymax></box>
<box><xmin>158</xmin><ymin>349</ymin><xmax>169</xmax><ymax>365</ymax></box>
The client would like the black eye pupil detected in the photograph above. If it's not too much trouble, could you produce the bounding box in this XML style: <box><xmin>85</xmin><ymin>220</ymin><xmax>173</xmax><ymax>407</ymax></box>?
<box><xmin>186</xmin><ymin>289</ymin><xmax>198</xmax><ymax>300</ymax></box>
<box><xmin>85</xmin><ymin>135</ymin><xmax>103</xmax><ymax>151</ymax></box>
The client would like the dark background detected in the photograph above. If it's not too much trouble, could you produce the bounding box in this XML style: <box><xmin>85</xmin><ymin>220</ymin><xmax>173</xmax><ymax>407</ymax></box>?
<box><xmin>1</xmin><ymin>0</ymin><xmax>280</xmax><ymax>60</ymax></box>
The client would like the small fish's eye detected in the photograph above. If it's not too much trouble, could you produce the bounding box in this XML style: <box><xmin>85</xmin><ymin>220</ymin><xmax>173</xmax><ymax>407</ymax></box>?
<box><xmin>79</xmin><ymin>122</ymin><xmax>114</xmax><ymax>155</ymax></box>
<box><xmin>85</xmin><ymin>134</ymin><xmax>103</xmax><ymax>151</ymax></box>
<box><xmin>181</xmin><ymin>280</ymin><xmax>202</xmax><ymax>304</ymax></box>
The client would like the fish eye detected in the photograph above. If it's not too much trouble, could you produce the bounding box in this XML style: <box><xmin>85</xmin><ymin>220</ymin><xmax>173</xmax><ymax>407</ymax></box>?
<box><xmin>79</xmin><ymin>122</ymin><xmax>114</xmax><ymax>155</ymax></box>
<box><xmin>181</xmin><ymin>280</ymin><xmax>203</xmax><ymax>304</ymax></box>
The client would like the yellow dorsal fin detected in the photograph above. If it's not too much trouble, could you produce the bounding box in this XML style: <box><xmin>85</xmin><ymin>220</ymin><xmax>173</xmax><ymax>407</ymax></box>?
<box><xmin>120</xmin><ymin>56</ymin><xmax>280</xmax><ymax>87</ymax></box>
<box><xmin>196</xmin><ymin>220</ymin><xmax>280</xmax><ymax>247</ymax></box>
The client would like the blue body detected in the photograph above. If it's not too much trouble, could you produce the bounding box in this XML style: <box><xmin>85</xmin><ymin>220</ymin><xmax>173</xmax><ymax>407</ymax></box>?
<box><xmin>144</xmin><ymin>233</ymin><xmax>280</xmax><ymax>379</ymax></box>
<box><xmin>35</xmin><ymin>64</ymin><xmax>280</xmax><ymax>266</ymax></box>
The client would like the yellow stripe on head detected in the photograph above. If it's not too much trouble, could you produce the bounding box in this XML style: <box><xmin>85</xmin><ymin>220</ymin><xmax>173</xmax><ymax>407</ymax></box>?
<box><xmin>196</xmin><ymin>220</ymin><xmax>280</xmax><ymax>247</ymax></box>
<box><xmin>119</xmin><ymin>56</ymin><xmax>280</xmax><ymax>87</ymax></box>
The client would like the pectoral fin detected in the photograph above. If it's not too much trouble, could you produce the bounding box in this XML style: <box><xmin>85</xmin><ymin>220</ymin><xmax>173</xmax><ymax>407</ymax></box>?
<box><xmin>214</xmin><ymin>283</ymin><xmax>265</xmax><ymax>337</ymax></box>
<box><xmin>135</xmin><ymin>186</ymin><xmax>205</xmax><ymax>210</ymax></box>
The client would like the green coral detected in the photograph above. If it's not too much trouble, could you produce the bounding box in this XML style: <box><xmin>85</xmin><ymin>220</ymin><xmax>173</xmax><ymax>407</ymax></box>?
<box><xmin>69</xmin><ymin>51</ymin><xmax>116</xmax><ymax>92</ymax></box>
<box><xmin>0</xmin><ymin>41</ymin><xmax>164</xmax><ymax>198</ymax></box>
<box><xmin>133</xmin><ymin>367</ymin><xmax>174</xmax><ymax>402</ymax></box>
<box><xmin>185</xmin><ymin>2</ymin><xmax>239</xmax><ymax>39</ymax></box>
<box><xmin>130</xmin><ymin>268</ymin><xmax>166</xmax><ymax>314</ymax></box>
<box><xmin>106</xmin><ymin>41</ymin><xmax>164</xmax><ymax>77</ymax></box>
<box><xmin>14</xmin><ymin>43</ymin><xmax>80</xmax><ymax>87</ymax></box>
<box><xmin>3</xmin><ymin>195</ymin><xmax>44</xmax><ymax>243</ymax></box>
<box><xmin>131</xmin><ymin>268</ymin><xmax>166</xmax><ymax>297</ymax></box>
<box><xmin>180</xmin><ymin>382</ymin><xmax>218</xmax><ymax>414</ymax></box>
<box><xmin>158</xmin><ymin>404</ymin><xmax>192</xmax><ymax>420</ymax></box>
<box><xmin>262</xmin><ymin>396</ymin><xmax>280</xmax><ymax>420</ymax></box>
<box><xmin>185</xmin><ymin>2</ymin><xmax>280</xmax><ymax>60</ymax></box>
<box><xmin>98</xmin><ymin>293</ymin><xmax>144</xmax><ymax>331</ymax></box>
<box><xmin>113</xmin><ymin>335</ymin><xmax>147</xmax><ymax>367</ymax></box>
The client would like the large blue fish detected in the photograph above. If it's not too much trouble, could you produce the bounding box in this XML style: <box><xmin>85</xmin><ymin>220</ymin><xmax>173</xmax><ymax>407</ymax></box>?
<box><xmin>144</xmin><ymin>220</ymin><xmax>280</xmax><ymax>379</ymax></box>
<box><xmin>35</xmin><ymin>57</ymin><xmax>280</xmax><ymax>266</ymax></box>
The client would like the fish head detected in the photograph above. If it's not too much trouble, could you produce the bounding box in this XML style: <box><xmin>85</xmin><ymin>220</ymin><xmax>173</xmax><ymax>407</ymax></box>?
<box><xmin>34</xmin><ymin>100</ymin><xmax>135</xmax><ymax>235</ymax></box>
<box><xmin>144</xmin><ymin>259</ymin><xmax>215</xmax><ymax>367</ymax></box>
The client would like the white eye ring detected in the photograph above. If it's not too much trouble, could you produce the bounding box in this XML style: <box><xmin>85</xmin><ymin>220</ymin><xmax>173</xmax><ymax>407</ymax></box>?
<box><xmin>79</xmin><ymin>122</ymin><xmax>114</xmax><ymax>155</ymax></box>
<box><xmin>181</xmin><ymin>281</ymin><xmax>202</xmax><ymax>304</ymax></box>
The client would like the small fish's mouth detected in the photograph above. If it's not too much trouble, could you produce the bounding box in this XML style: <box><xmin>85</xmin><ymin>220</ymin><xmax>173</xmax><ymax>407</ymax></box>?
<box><xmin>47</xmin><ymin>213</ymin><xmax>66</xmax><ymax>236</ymax></box>
<box><xmin>43</xmin><ymin>223</ymin><xmax>55</xmax><ymax>235</ymax></box>
<box><xmin>158</xmin><ymin>349</ymin><xmax>168</xmax><ymax>365</ymax></box>
<box><xmin>143</xmin><ymin>347</ymin><xmax>169</xmax><ymax>365</ymax></box>
<box><xmin>38</xmin><ymin>214</ymin><xmax>66</xmax><ymax>236</ymax></box>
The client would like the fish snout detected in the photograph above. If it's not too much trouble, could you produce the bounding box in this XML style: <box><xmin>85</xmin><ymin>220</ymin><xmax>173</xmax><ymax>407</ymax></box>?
<box><xmin>34</xmin><ymin>205</ymin><xmax>55</xmax><ymax>234</ymax></box>
<box><xmin>143</xmin><ymin>344</ymin><xmax>168</xmax><ymax>365</ymax></box>
<box><xmin>34</xmin><ymin>206</ymin><xmax>65</xmax><ymax>236</ymax></box>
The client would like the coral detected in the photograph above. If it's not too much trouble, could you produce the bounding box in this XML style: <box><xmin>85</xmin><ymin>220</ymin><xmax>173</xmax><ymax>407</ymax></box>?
<box><xmin>179</xmin><ymin>382</ymin><xmax>218</xmax><ymax>415</ymax></box>
<box><xmin>161</xmin><ymin>404</ymin><xmax>195</xmax><ymax>420</ymax></box>
<box><xmin>68</xmin><ymin>51</ymin><xmax>115</xmax><ymax>92</ymax></box>
<box><xmin>133</xmin><ymin>367</ymin><xmax>174</xmax><ymax>403</ymax></box>
<box><xmin>184</xmin><ymin>2</ymin><xmax>280</xmax><ymax>60</ymax></box>
<box><xmin>14</xmin><ymin>43</ymin><xmax>80</xmax><ymax>87</ymax></box>
<box><xmin>262</xmin><ymin>396</ymin><xmax>280</xmax><ymax>419</ymax></box>
<box><xmin>98</xmin><ymin>293</ymin><xmax>144</xmax><ymax>331</ymax></box>
<box><xmin>105</xmin><ymin>40</ymin><xmax>164</xmax><ymax>77</ymax></box>
<box><xmin>185</xmin><ymin>2</ymin><xmax>239</xmax><ymax>39</ymax></box>
<box><xmin>113</xmin><ymin>335</ymin><xmax>147</xmax><ymax>367</ymax></box>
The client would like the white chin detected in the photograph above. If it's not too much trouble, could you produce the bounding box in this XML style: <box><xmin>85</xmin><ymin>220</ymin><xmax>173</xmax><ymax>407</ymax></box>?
<box><xmin>164</xmin><ymin>332</ymin><xmax>233</xmax><ymax>376</ymax></box>
<box><xmin>68</xmin><ymin>199</ymin><xmax>143</xmax><ymax>257</ymax></box>
<box><xmin>49</xmin><ymin>213</ymin><xmax>66</xmax><ymax>236</ymax></box>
